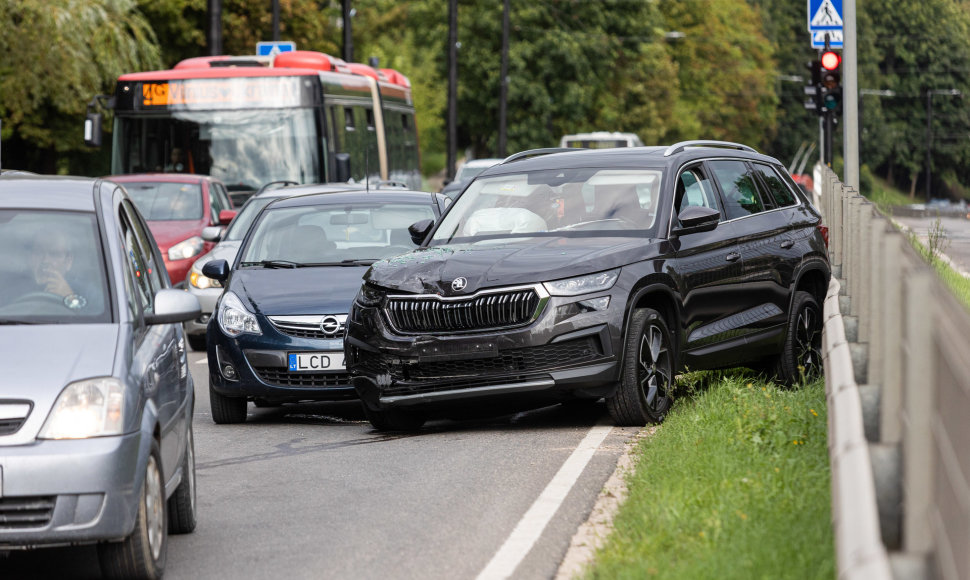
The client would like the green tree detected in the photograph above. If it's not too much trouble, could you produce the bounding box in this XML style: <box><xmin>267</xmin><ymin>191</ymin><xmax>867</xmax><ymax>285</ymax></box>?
<box><xmin>0</xmin><ymin>0</ymin><xmax>161</xmax><ymax>173</ymax></box>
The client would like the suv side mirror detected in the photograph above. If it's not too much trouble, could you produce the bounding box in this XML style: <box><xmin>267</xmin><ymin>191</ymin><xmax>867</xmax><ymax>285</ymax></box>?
<box><xmin>84</xmin><ymin>113</ymin><xmax>103</xmax><ymax>147</ymax></box>
<box><xmin>672</xmin><ymin>206</ymin><xmax>720</xmax><ymax>236</ymax></box>
<box><xmin>202</xmin><ymin>259</ymin><xmax>231</xmax><ymax>282</ymax></box>
<box><xmin>408</xmin><ymin>219</ymin><xmax>434</xmax><ymax>246</ymax></box>
<box><xmin>218</xmin><ymin>209</ymin><xmax>237</xmax><ymax>225</ymax></box>
<box><xmin>335</xmin><ymin>153</ymin><xmax>352</xmax><ymax>183</ymax></box>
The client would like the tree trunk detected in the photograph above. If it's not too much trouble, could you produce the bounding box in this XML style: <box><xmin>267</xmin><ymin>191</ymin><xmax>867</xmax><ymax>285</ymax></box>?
<box><xmin>909</xmin><ymin>172</ymin><xmax>917</xmax><ymax>199</ymax></box>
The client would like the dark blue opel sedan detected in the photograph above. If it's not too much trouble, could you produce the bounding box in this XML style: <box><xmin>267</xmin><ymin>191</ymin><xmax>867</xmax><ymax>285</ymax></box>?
<box><xmin>203</xmin><ymin>188</ymin><xmax>448</xmax><ymax>424</ymax></box>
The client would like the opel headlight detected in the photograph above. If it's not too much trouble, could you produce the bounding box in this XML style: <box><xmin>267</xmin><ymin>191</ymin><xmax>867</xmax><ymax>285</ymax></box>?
<box><xmin>169</xmin><ymin>236</ymin><xmax>204</xmax><ymax>261</ymax></box>
<box><xmin>543</xmin><ymin>269</ymin><xmax>620</xmax><ymax>296</ymax></box>
<box><xmin>38</xmin><ymin>378</ymin><xmax>125</xmax><ymax>439</ymax></box>
<box><xmin>217</xmin><ymin>291</ymin><xmax>261</xmax><ymax>337</ymax></box>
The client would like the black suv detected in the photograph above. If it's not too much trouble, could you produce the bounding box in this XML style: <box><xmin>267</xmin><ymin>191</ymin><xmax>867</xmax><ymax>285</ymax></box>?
<box><xmin>346</xmin><ymin>141</ymin><xmax>830</xmax><ymax>430</ymax></box>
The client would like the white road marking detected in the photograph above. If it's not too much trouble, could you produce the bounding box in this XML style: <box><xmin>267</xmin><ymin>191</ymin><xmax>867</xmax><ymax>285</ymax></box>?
<box><xmin>476</xmin><ymin>424</ymin><xmax>613</xmax><ymax>580</ymax></box>
<box><xmin>195</xmin><ymin>359</ymin><xmax>208</xmax><ymax>365</ymax></box>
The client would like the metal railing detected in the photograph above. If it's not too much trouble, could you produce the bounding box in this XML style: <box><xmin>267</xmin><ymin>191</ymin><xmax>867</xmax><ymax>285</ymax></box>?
<box><xmin>816</xmin><ymin>165</ymin><xmax>970</xmax><ymax>580</ymax></box>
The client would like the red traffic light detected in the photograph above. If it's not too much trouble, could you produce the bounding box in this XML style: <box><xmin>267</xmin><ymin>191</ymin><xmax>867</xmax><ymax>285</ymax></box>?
<box><xmin>821</xmin><ymin>51</ymin><xmax>841</xmax><ymax>71</ymax></box>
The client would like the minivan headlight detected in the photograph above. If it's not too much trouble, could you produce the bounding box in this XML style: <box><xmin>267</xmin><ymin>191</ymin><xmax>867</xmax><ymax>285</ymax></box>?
<box><xmin>169</xmin><ymin>236</ymin><xmax>204</xmax><ymax>261</ymax></box>
<box><xmin>543</xmin><ymin>269</ymin><xmax>620</xmax><ymax>296</ymax></box>
<box><xmin>189</xmin><ymin>259</ymin><xmax>222</xmax><ymax>289</ymax></box>
<box><xmin>217</xmin><ymin>291</ymin><xmax>261</xmax><ymax>337</ymax></box>
<box><xmin>38</xmin><ymin>377</ymin><xmax>125</xmax><ymax>439</ymax></box>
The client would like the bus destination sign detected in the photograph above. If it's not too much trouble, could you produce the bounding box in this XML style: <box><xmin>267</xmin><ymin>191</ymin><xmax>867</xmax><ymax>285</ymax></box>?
<box><xmin>135</xmin><ymin>77</ymin><xmax>313</xmax><ymax>110</ymax></box>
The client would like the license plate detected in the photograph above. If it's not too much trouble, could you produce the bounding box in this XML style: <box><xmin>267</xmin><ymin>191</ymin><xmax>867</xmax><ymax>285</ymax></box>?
<box><xmin>288</xmin><ymin>352</ymin><xmax>345</xmax><ymax>372</ymax></box>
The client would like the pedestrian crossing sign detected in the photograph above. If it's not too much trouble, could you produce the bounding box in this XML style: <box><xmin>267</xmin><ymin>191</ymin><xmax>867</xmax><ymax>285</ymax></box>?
<box><xmin>807</xmin><ymin>0</ymin><xmax>843</xmax><ymax>48</ymax></box>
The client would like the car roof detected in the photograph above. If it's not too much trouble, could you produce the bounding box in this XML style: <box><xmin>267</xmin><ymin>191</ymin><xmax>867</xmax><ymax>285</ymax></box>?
<box><xmin>105</xmin><ymin>173</ymin><xmax>218</xmax><ymax>185</ymax></box>
<box><xmin>481</xmin><ymin>143</ymin><xmax>783</xmax><ymax>177</ymax></box>
<box><xmin>0</xmin><ymin>174</ymin><xmax>100</xmax><ymax>211</ymax></box>
<box><xmin>460</xmin><ymin>158</ymin><xmax>503</xmax><ymax>168</ymax></box>
<box><xmin>265</xmin><ymin>189</ymin><xmax>441</xmax><ymax>209</ymax></box>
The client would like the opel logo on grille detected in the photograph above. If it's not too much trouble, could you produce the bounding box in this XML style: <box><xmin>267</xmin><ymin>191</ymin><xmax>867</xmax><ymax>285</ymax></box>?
<box><xmin>319</xmin><ymin>315</ymin><xmax>343</xmax><ymax>336</ymax></box>
<box><xmin>451</xmin><ymin>277</ymin><xmax>468</xmax><ymax>292</ymax></box>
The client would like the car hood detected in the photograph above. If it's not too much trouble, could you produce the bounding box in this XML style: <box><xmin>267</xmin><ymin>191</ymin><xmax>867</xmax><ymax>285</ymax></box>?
<box><xmin>232</xmin><ymin>266</ymin><xmax>369</xmax><ymax>315</ymax></box>
<box><xmin>148</xmin><ymin>220</ymin><xmax>206</xmax><ymax>250</ymax></box>
<box><xmin>0</xmin><ymin>324</ymin><xmax>119</xmax><ymax>412</ymax></box>
<box><xmin>365</xmin><ymin>236</ymin><xmax>656</xmax><ymax>295</ymax></box>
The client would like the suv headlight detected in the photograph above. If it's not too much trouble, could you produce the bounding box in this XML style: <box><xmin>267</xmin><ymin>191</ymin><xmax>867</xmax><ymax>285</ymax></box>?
<box><xmin>356</xmin><ymin>284</ymin><xmax>385</xmax><ymax>307</ymax></box>
<box><xmin>38</xmin><ymin>378</ymin><xmax>125</xmax><ymax>439</ymax></box>
<box><xmin>217</xmin><ymin>291</ymin><xmax>261</xmax><ymax>337</ymax></box>
<box><xmin>169</xmin><ymin>236</ymin><xmax>204</xmax><ymax>261</ymax></box>
<box><xmin>543</xmin><ymin>269</ymin><xmax>620</xmax><ymax>296</ymax></box>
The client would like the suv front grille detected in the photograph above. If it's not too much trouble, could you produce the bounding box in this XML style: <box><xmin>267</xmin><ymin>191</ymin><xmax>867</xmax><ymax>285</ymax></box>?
<box><xmin>253</xmin><ymin>367</ymin><xmax>350</xmax><ymax>388</ymax></box>
<box><xmin>0</xmin><ymin>417</ymin><xmax>26</xmax><ymax>436</ymax></box>
<box><xmin>385</xmin><ymin>288</ymin><xmax>542</xmax><ymax>334</ymax></box>
<box><xmin>0</xmin><ymin>496</ymin><xmax>56</xmax><ymax>529</ymax></box>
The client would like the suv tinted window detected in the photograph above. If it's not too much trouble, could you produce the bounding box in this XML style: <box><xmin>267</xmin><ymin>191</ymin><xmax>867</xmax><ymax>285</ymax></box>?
<box><xmin>752</xmin><ymin>163</ymin><xmax>798</xmax><ymax>208</ymax></box>
<box><xmin>709</xmin><ymin>160</ymin><xmax>764</xmax><ymax>219</ymax></box>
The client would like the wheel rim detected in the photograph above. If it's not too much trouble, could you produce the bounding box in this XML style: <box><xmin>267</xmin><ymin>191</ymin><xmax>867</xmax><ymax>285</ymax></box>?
<box><xmin>145</xmin><ymin>455</ymin><xmax>165</xmax><ymax>561</ymax></box>
<box><xmin>187</xmin><ymin>430</ymin><xmax>196</xmax><ymax>515</ymax></box>
<box><xmin>794</xmin><ymin>303</ymin><xmax>822</xmax><ymax>380</ymax></box>
<box><xmin>638</xmin><ymin>323</ymin><xmax>672</xmax><ymax>414</ymax></box>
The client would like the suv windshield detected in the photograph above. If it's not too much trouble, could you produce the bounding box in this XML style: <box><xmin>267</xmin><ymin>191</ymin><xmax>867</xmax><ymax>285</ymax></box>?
<box><xmin>430</xmin><ymin>168</ymin><xmax>663</xmax><ymax>244</ymax></box>
<box><xmin>0</xmin><ymin>210</ymin><xmax>111</xmax><ymax>323</ymax></box>
<box><xmin>125</xmin><ymin>182</ymin><xmax>203</xmax><ymax>221</ymax></box>
<box><xmin>240</xmin><ymin>202</ymin><xmax>434</xmax><ymax>265</ymax></box>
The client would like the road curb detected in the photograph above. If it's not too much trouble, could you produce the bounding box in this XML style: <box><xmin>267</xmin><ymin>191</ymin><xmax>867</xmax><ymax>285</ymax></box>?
<box><xmin>553</xmin><ymin>425</ymin><xmax>657</xmax><ymax>579</ymax></box>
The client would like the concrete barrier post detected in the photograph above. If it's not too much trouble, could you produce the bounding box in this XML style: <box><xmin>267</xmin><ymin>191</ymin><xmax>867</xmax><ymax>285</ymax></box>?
<box><xmin>858</xmin><ymin>200</ymin><xmax>872</xmax><ymax>342</ymax></box>
<box><xmin>867</xmin><ymin>219</ymin><xmax>885</xmax><ymax>388</ymax></box>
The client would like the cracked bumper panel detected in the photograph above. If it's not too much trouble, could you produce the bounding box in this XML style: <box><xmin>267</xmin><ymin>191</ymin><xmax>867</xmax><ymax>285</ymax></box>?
<box><xmin>346</xmin><ymin>291</ymin><xmax>625</xmax><ymax>411</ymax></box>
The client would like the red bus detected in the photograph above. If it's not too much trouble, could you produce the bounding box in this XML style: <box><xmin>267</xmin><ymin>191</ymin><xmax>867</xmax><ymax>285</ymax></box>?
<box><xmin>87</xmin><ymin>51</ymin><xmax>420</xmax><ymax>198</ymax></box>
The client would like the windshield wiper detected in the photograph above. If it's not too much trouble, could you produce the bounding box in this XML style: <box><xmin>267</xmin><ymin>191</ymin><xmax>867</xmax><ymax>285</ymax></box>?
<box><xmin>256</xmin><ymin>260</ymin><xmax>303</xmax><ymax>269</ymax></box>
<box><xmin>340</xmin><ymin>259</ymin><xmax>378</xmax><ymax>266</ymax></box>
<box><xmin>0</xmin><ymin>319</ymin><xmax>42</xmax><ymax>325</ymax></box>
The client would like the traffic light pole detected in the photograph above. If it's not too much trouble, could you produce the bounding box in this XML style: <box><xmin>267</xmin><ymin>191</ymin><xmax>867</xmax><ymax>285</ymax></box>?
<box><xmin>824</xmin><ymin>112</ymin><xmax>834</xmax><ymax>166</ymax></box>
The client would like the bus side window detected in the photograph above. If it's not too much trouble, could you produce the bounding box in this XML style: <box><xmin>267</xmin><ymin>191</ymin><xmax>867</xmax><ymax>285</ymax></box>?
<box><xmin>344</xmin><ymin>108</ymin><xmax>356</xmax><ymax>131</ymax></box>
<box><xmin>366</xmin><ymin>108</ymin><xmax>375</xmax><ymax>131</ymax></box>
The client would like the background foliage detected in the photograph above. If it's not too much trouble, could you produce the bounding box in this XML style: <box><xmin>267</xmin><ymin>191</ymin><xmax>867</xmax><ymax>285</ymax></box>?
<box><xmin>3</xmin><ymin>0</ymin><xmax>970</xmax><ymax>198</ymax></box>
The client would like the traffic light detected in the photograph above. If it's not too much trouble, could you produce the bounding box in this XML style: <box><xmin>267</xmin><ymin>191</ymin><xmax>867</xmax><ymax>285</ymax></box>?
<box><xmin>804</xmin><ymin>59</ymin><xmax>823</xmax><ymax>114</ymax></box>
<box><xmin>820</xmin><ymin>50</ymin><xmax>842</xmax><ymax>114</ymax></box>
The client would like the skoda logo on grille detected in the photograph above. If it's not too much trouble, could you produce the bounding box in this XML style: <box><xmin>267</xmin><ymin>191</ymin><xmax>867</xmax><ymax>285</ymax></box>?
<box><xmin>319</xmin><ymin>315</ymin><xmax>343</xmax><ymax>336</ymax></box>
<box><xmin>451</xmin><ymin>277</ymin><xmax>468</xmax><ymax>292</ymax></box>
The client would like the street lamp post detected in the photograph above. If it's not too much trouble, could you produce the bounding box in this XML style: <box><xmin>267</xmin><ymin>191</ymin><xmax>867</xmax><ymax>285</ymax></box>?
<box><xmin>925</xmin><ymin>88</ymin><xmax>961</xmax><ymax>201</ymax></box>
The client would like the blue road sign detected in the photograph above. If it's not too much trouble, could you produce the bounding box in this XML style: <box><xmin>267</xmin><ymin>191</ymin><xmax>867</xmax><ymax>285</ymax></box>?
<box><xmin>256</xmin><ymin>41</ymin><xmax>296</xmax><ymax>57</ymax></box>
<box><xmin>807</xmin><ymin>0</ymin><xmax>843</xmax><ymax>48</ymax></box>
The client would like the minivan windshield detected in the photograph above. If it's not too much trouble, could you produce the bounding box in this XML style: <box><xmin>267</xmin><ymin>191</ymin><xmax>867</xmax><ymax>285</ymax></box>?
<box><xmin>0</xmin><ymin>210</ymin><xmax>111</xmax><ymax>323</ymax></box>
<box><xmin>430</xmin><ymin>168</ymin><xmax>664</xmax><ymax>244</ymax></box>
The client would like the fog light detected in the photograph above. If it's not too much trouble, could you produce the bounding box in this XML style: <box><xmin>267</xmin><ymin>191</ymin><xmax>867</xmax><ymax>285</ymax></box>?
<box><xmin>222</xmin><ymin>364</ymin><xmax>237</xmax><ymax>380</ymax></box>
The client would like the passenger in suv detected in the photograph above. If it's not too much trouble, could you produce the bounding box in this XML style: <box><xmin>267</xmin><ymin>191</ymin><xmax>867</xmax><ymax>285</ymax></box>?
<box><xmin>345</xmin><ymin>141</ymin><xmax>830</xmax><ymax>430</ymax></box>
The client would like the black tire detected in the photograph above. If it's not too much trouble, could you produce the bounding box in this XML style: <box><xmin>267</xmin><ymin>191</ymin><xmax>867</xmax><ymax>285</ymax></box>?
<box><xmin>209</xmin><ymin>384</ymin><xmax>247</xmax><ymax>424</ymax></box>
<box><xmin>773</xmin><ymin>291</ymin><xmax>823</xmax><ymax>386</ymax></box>
<box><xmin>186</xmin><ymin>333</ymin><xmax>207</xmax><ymax>352</ymax></box>
<box><xmin>362</xmin><ymin>404</ymin><xmax>426</xmax><ymax>431</ymax></box>
<box><xmin>98</xmin><ymin>440</ymin><xmax>167</xmax><ymax>580</ymax></box>
<box><xmin>606</xmin><ymin>308</ymin><xmax>675</xmax><ymax>426</ymax></box>
<box><xmin>167</xmin><ymin>425</ymin><xmax>197</xmax><ymax>534</ymax></box>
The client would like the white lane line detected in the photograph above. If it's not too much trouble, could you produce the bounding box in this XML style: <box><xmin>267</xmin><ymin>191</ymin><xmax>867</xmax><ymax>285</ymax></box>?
<box><xmin>476</xmin><ymin>424</ymin><xmax>613</xmax><ymax>580</ymax></box>
<box><xmin>195</xmin><ymin>359</ymin><xmax>208</xmax><ymax>365</ymax></box>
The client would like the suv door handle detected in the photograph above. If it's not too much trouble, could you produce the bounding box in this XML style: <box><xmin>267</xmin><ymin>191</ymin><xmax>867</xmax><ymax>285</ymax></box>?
<box><xmin>726</xmin><ymin>252</ymin><xmax>741</xmax><ymax>262</ymax></box>
<box><xmin>780</xmin><ymin>240</ymin><xmax>794</xmax><ymax>249</ymax></box>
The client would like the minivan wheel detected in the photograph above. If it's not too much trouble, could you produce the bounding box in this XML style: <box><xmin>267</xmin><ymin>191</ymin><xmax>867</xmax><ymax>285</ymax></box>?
<box><xmin>98</xmin><ymin>441</ymin><xmax>167</xmax><ymax>580</ymax></box>
<box><xmin>607</xmin><ymin>308</ymin><xmax>674</xmax><ymax>426</ymax></box>
<box><xmin>210</xmin><ymin>384</ymin><xmax>247</xmax><ymax>424</ymax></box>
<box><xmin>774</xmin><ymin>291</ymin><xmax>823</xmax><ymax>385</ymax></box>
<box><xmin>362</xmin><ymin>404</ymin><xmax>426</xmax><ymax>431</ymax></box>
<box><xmin>167</xmin><ymin>425</ymin><xmax>197</xmax><ymax>534</ymax></box>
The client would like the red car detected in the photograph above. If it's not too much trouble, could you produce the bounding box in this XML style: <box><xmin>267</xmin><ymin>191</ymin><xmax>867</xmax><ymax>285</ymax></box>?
<box><xmin>107</xmin><ymin>174</ymin><xmax>236</xmax><ymax>286</ymax></box>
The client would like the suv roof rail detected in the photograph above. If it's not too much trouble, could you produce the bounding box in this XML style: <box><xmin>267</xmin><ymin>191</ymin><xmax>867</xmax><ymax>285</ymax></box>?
<box><xmin>663</xmin><ymin>140</ymin><xmax>757</xmax><ymax>157</ymax></box>
<box><xmin>501</xmin><ymin>148</ymin><xmax>584</xmax><ymax>164</ymax></box>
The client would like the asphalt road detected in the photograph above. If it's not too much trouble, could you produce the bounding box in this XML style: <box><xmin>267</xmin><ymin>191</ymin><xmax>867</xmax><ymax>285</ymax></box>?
<box><xmin>4</xmin><ymin>351</ymin><xmax>639</xmax><ymax>580</ymax></box>
<box><xmin>893</xmin><ymin>212</ymin><xmax>970</xmax><ymax>275</ymax></box>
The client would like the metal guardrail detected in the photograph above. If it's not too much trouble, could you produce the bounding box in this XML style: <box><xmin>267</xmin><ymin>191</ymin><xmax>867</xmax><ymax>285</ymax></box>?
<box><xmin>816</xmin><ymin>165</ymin><xmax>970</xmax><ymax>580</ymax></box>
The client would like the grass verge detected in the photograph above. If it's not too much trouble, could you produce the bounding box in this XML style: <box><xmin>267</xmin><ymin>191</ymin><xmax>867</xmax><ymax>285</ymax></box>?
<box><xmin>908</xmin><ymin>235</ymin><xmax>970</xmax><ymax>308</ymax></box>
<box><xmin>584</xmin><ymin>372</ymin><xmax>833</xmax><ymax>580</ymax></box>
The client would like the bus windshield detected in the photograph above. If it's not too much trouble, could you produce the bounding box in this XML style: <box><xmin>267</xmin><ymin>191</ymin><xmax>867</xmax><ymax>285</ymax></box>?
<box><xmin>112</xmin><ymin>108</ymin><xmax>322</xmax><ymax>193</ymax></box>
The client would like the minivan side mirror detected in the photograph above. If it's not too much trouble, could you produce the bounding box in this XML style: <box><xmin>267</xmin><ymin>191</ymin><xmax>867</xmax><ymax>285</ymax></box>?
<box><xmin>201</xmin><ymin>226</ymin><xmax>223</xmax><ymax>243</ymax></box>
<box><xmin>408</xmin><ymin>219</ymin><xmax>435</xmax><ymax>246</ymax></box>
<box><xmin>145</xmin><ymin>289</ymin><xmax>201</xmax><ymax>325</ymax></box>
<box><xmin>202</xmin><ymin>259</ymin><xmax>231</xmax><ymax>282</ymax></box>
<box><xmin>335</xmin><ymin>153</ymin><xmax>352</xmax><ymax>183</ymax></box>
<box><xmin>84</xmin><ymin>113</ymin><xmax>103</xmax><ymax>147</ymax></box>
<box><xmin>671</xmin><ymin>206</ymin><xmax>721</xmax><ymax>236</ymax></box>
